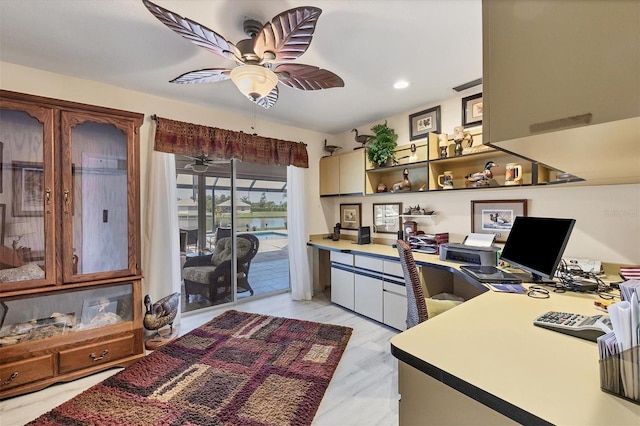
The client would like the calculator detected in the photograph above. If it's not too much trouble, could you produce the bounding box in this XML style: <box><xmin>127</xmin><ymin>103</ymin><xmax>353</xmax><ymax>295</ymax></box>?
<box><xmin>533</xmin><ymin>311</ymin><xmax>611</xmax><ymax>342</ymax></box>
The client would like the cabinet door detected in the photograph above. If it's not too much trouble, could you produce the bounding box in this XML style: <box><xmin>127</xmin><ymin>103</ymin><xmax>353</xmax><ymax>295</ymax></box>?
<box><xmin>330</xmin><ymin>266</ymin><xmax>354</xmax><ymax>310</ymax></box>
<box><xmin>483</xmin><ymin>0</ymin><xmax>639</xmax><ymax>143</ymax></box>
<box><xmin>339</xmin><ymin>150</ymin><xmax>364</xmax><ymax>195</ymax></box>
<box><xmin>0</xmin><ymin>98</ymin><xmax>56</xmax><ymax>291</ymax></box>
<box><xmin>383</xmin><ymin>289</ymin><xmax>407</xmax><ymax>331</ymax></box>
<box><xmin>319</xmin><ymin>155</ymin><xmax>340</xmax><ymax>196</ymax></box>
<box><xmin>483</xmin><ymin>1</ymin><xmax>639</xmax><ymax>183</ymax></box>
<box><xmin>60</xmin><ymin>111</ymin><xmax>140</xmax><ymax>282</ymax></box>
<box><xmin>354</xmin><ymin>272</ymin><xmax>383</xmax><ymax>322</ymax></box>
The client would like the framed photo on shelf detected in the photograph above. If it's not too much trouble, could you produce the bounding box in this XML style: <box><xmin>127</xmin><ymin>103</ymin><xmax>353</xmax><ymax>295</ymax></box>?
<box><xmin>462</xmin><ymin>93</ymin><xmax>483</xmax><ymax>128</ymax></box>
<box><xmin>409</xmin><ymin>105</ymin><xmax>441</xmax><ymax>140</ymax></box>
<box><xmin>81</xmin><ymin>295</ymin><xmax>122</xmax><ymax>325</ymax></box>
<box><xmin>340</xmin><ymin>203</ymin><xmax>361</xmax><ymax>230</ymax></box>
<box><xmin>12</xmin><ymin>161</ymin><xmax>44</xmax><ymax>217</ymax></box>
<box><xmin>373</xmin><ymin>202</ymin><xmax>402</xmax><ymax>234</ymax></box>
<box><xmin>471</xmin><ymin>199</ymin><xmax>527</xmax><ymax>243</ymax></box>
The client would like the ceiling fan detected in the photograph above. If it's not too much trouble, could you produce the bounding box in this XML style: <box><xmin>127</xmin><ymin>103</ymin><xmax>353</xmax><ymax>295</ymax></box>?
<box><xmin>182</xmin><ymin>154</ymin><xmax>226</xmax><ymax>173</ymax></box>
<box><xmin>142</xmin><ymin>0</ymin><xmax>344</xmax><ymax>109</ymax></box>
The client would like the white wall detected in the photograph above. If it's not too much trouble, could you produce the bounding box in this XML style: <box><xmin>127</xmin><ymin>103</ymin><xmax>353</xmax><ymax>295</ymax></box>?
<box><xmin>0</xmin><ymin>62</ymin><xmax>330</xmax><ymax>295</ymax></box>
<box><xmin>2</xmin><ymin>61</ymin><xmax>638</xmax><ymax>271</ymax></box>
<box><xmin>318</xmin><ymin>86</ymin><xmax>640</xmax><ymax>265</ymax></box>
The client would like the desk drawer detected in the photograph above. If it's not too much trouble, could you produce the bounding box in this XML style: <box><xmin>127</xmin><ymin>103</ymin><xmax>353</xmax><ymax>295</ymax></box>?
<box><xmin>330</xmin><ymin>251</ymin><xmax>353</xmax><ymax>266</ymax></box>
<box><xmin>0</xmin><ymin>354</ymin><xmax>55</xmax><ymax>390</ymax></box>
<box><xmin>59</xmin><ymin>335</ymin><xmax>135</xmax><ymax>373</ymax></box>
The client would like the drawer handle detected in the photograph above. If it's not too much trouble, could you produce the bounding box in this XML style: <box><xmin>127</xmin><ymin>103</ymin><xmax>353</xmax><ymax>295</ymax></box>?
<box><xmin>1</xmin><ymin>372</ymin><xmax>18</xmax><ymax>386</ymax></box>
<box><xmin>89</xmin><ymin>349</ymin><xmax>109</xmax><ymax>361</ymax></box>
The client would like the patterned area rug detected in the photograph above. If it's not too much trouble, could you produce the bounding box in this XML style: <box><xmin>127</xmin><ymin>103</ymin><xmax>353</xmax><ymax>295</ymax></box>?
<box><xmin>29</xmin><ymin>310</ymin><xmax>352</xmax><ymax>425</ymax></box>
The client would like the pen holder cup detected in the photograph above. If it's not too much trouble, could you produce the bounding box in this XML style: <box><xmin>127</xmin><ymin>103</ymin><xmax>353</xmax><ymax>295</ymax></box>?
<box><xmin>599</xmin><ymin>344</ymin><xmax>640</xmax><ymax>405</ymax></box>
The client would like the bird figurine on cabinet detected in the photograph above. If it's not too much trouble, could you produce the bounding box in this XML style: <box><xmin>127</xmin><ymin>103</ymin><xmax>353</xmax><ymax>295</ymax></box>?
<box><xmin>465</xmin><ymin>161</ymin><xmax>498</xmax><ymax>187</ymax></box>
<box><xmin>323</xmin><ymin>139</ymin><xmax>341</xmax><ymax>157</ymax></box>
<box><xmin>392</xmin><ymin>168</ymin><xmax>412</xmax><ymax>192</ymax></box>
<box><xmin>143</xmin><ymin>292</ymin><xmax>180</xmax><ymax>349</ymax></box>
<box><xmin>352</xmin><ymin>128</ymin><xmax>373</xmax><ymax>150</ymax></box>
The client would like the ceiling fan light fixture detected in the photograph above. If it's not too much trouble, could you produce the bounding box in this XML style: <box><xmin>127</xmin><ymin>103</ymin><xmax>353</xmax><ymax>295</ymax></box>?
<box><xmin>230</xmin><ymin>65</ymin><xmax>278</xmax><ymax>100</ymax></box>
<box><xmin>190</xmin><ymin>163</ymin><xmax>209</xmax><ymax>173</ymax></box>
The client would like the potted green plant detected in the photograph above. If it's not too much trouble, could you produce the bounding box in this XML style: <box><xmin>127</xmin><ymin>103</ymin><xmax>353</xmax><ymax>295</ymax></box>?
<box><xmin>367</xmin><ymin>121</ymin><xmax>398</xmax><ymax>167</ymax></box>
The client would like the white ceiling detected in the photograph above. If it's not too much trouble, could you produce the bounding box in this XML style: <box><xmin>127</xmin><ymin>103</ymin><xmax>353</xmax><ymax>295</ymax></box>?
<box><xmin>0</xmin><ymin>0</ymin><xmax>482</xmax><ymax>134</ymax></box>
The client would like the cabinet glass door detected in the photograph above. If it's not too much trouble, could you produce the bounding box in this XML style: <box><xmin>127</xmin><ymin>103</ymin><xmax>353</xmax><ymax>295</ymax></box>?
<box><xmin>61</xmin><ymin>111</ymin><xmax>137</xmax><ymax>282</ymax></box>
<box><xmin>0</xmin><ymin>100</ymin><xmax>55</xmax><ymax>291</ymax></box>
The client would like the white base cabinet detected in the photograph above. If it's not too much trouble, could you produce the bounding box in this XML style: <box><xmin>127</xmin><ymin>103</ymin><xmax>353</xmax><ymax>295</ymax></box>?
<box><xmin>330</xmin><ymin>252</ymin><xmax>355</xmax><ymax>310</ymax></box>
<box><xmin>330</xmin><ymin>252</ymin><xmax>407</xmax><ymax>331</ymax></box>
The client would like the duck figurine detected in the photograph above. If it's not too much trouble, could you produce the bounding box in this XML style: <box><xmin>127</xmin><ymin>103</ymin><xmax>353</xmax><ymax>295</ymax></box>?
<box><xmin>352</xmin><ymin>128</ymin><xmax>373</xmax><ymax>149</ymax></box>
<box><xmin>143</xmin><ymin>292</ymin><xmax>180</xmax><ymax>339</ymax></box>
<box><xmin>392</xmin><ymin>168</ymin><xmax>412</xmax><ymax>192</ymax></box>
<box><xmin>323</xmin><ymin>139</ymin><xmax>341</xmax><ymax>157</ymax></box>
<box><xmin>465</xmin><ymin>161</ymin><xmax>498</xmax><ymax>187</ymax></box>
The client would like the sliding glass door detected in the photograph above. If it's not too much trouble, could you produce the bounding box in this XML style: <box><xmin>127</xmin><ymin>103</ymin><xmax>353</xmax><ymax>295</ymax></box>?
<box><xmin>177</xmin><ymin>157</ymin><xmax>289</xmax><ymax>313</ymax></box>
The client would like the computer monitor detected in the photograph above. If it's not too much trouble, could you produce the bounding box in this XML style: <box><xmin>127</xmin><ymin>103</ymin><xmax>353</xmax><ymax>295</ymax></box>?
<box><xmin>500</xmin><ymin>216</ymin><xmax>576</xmax><ymax>283</ymax></box>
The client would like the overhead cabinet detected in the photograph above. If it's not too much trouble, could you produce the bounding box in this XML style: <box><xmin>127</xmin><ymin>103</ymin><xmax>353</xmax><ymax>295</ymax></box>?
<box><xmin>482</xmin><ymin>0</ymin><xmax>640</xmax><ymax>185</ymax></box>
<box><xmin>0</xmin><ymin>90</ymin><xmax>144</xmax><ymax>398</ymax></box>
<box><xmin>319</xmin><ymin>149</ymin><xmax>365</xmax><ymax>196</ymax></box>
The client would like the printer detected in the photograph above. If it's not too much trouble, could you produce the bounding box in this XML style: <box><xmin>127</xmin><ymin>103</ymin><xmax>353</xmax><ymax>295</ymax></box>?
<box><xmin>439</xmin><ymin>233</ymin><xmax>499</xmax><ymax>266</ymax></box>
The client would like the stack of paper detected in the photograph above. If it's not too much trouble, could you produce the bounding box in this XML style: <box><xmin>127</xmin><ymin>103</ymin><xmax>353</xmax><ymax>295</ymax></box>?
<box><xmin>597</xmin><ymin>280</ymin><xmax>640</xmax><ymax>402</ymax></box>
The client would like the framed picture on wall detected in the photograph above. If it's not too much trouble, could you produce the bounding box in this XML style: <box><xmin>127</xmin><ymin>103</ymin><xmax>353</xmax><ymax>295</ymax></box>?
<box><xmin>462</xmin><ymin>93</ymin><xmax>483</xmax><ymax>128</ymax></box>
<box><xmin>340</xmin><ymin>203</ymin><xmax>361</xmax><ymax>230</ymax></box>
<box><xmin>409</xmin><ymin>106</ymin><xmax>441</xmax><ymax>140</ymax></box>
<box><xmin>373</xmin><ymin>203</ymin><xmax>402</xmax><ymax>234</ymax></box>
<box><xmin>471</xmin><ymin>199</ymin><xmax>527</xmax><ymax>243</ymax></box>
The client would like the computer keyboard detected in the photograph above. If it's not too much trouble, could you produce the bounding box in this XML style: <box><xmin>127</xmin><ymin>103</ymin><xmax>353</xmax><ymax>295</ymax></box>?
<box><xmin>533</xmin><ymin>311</ymin><xmax>611</xmax><ymax>342</ymax></box>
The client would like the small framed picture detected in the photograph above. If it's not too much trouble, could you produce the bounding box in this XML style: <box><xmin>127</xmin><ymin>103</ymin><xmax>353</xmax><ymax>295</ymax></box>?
<box><xmin>340</xmin><ymin>203</ymin><xmax>361</xmax><ymax>230</ymax></box>
<box><xmin>409</xmin><ymin>105</ymin><xmax>441</xmax><ymax>140</ymax></box>
<box><xmin>462</xmin><ymin>93</ymin><xmax>483</xmax><ymax>128</ymax></box>
<box><xmin>471</xmin><ymin>199</ymin><xmax>527</xmax><ymax>243</ymax></box>
<box><xmin>12</xmin><ymin>161</ymin><xmax>44</xmax><ymax>217</ymax></box>
<box><xmin>373</xmin><ymin>203</ymin><xmax>402</xmax><ymax>234</ymax></box>
<box><xmin>81</xmin><ymin>295</ymin><xmax>122</xmax><ymax>325</ymax></box>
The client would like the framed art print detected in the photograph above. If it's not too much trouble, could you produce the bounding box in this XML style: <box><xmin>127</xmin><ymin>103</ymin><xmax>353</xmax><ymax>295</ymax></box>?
<box><xmin>462</xmin><ymin>93</ymin><xmax>483</xmax><ymax>128</ymax></box>
<box><xmin>471</xmin><ymin>199</ymin><xmax>527</xmax><ymax>242</ymax></box>
<box><xmin>409</xmin><ymin>106</ymin><xmax>441</xmax><ymax>140</ymax></box>
<box><xmin>340</xmin><ymin>203</ymin><xmax>361</xmax><ymax>230</ymax></box>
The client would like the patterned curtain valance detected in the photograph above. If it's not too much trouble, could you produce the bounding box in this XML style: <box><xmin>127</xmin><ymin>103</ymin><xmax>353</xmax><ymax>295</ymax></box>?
<box><xmin>152</xmin><ymin>116</ymin><xmax>309</xmax><ymax>168</ymax></box>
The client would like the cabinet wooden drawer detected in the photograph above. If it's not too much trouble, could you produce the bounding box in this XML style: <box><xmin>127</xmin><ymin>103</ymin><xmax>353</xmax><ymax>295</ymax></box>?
<box><xmin>0</xmin><ymin>354</ymin><xmax>55</xmax><ymax>390</ymax></box>
<box><xmin>58</xmin><ymin>335</ymin><xmax>135</xmax><ymax>374</ymax></box>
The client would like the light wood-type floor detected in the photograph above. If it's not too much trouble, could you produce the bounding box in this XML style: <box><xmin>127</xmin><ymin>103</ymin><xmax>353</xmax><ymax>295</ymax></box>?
<box><xmin>0</xmin><ymin>291</ymin><xmax>400</xmax><ymax>426</ymax></box>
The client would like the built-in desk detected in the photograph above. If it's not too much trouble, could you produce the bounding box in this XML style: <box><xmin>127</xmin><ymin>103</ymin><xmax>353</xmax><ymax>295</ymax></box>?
<box><xmin>391</xmin><ymin>285</ymin><xmax>640</xmax><ymax>425</ymax></box>
<box><xmin>308</xmin><ymin>237</ymin><xmax>639</xmax><ymax>425</ymax></box>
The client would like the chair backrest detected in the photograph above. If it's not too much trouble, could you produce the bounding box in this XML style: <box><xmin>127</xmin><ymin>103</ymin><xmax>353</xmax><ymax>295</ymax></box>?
<box><xmin>215</xmin><ymin>227</ymin><xmax>232</xmax><ymax>242</ymax></box>
<box><xmin>396</xmin><ymin>239</ymin><xmax>428</xmax><ymax>328</ymax></box>
<box><xmin>180</xmin><ymin>228</ymin><xmax>198</xmax><ymax>247</ymax></box>
<box><xmin>211</xmin><ymin>234</ymin><xmax>260</xmax><ymax>268</ymax></box>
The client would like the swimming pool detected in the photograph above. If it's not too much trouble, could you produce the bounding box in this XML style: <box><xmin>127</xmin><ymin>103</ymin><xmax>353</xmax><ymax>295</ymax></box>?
<box><xmin>254</xmin><ymin>232</ymin><xmax>288</xmax><ymax>241</ymax></box>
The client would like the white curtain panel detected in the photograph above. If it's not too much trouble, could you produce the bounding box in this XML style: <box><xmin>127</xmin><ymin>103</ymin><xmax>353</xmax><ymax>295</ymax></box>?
<box><xmin>287</xmin><ymin>165</ymin><xmax>312</xmax><ymax>300</ymax></box>
<box><xmin>143</xmin><ymin>145</ymin><xmax>182</xmax><ymax>322</ymax></box>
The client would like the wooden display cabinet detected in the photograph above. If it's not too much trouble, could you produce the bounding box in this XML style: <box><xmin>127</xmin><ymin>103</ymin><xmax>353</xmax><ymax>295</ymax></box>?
<box><xmin>0</xmin><ymin>281</ymin><xmax>144</xmax><ymax>399</ymax></box>
<box><xmin>0</xmin><ymin>90</ymin><xmax>144</xmax><ymax>398</ymax></box>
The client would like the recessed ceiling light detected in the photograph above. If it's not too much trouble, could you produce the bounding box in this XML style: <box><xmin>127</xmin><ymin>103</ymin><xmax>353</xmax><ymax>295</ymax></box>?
<box><xmin>394</xmin><ymin>80</ymin><xmax>409</xmax><ymax>89</ymax></box>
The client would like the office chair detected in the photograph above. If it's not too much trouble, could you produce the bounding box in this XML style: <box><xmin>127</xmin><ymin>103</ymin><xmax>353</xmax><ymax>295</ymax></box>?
<box><xmin>396</xmin><ymin>239</ymin><xmax>464</xmax><ymax>328</ymax></box>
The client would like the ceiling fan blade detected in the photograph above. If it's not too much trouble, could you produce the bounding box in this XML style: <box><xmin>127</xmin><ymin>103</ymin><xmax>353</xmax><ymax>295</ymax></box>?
<box><xmin>170</xmin><ymin>68</ymin><xmax>232</xmax><ymax>84</ymax></box>
<box><xmin>252</xmin><ymin>86</ymin><xmax>279</xmax><ymax>109</ymax></box>
<box><xmin>142</xmin><ymin>0</ymin><xmax>240</xmax><ymax>61</ymax></box>
<box><xmin>274</xmin><ymin>64</ymin><xmax>344</xmax><ymax>90</ymax></box>
<box><xmin>253</xmin><ymin>7</ymin><xmax>322</xmax><ymax>63</ymax></box>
